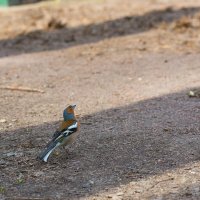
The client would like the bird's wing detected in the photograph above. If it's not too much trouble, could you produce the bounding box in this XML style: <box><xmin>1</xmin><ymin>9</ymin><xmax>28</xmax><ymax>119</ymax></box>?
<box><xmin>52</xmin><ymin>119</ymin><xmax>76</xmax><ymax>139</ymax></box>
<box><xmin>59</xmin><ymin>122</ymin><xmax>78</xmax><ymax>137</ymax></box>
<box><xmin>50</xmin><ymin>122</ymin><xmax>78</xmax><ymax>144</ymax></box>
<box><xmin>52</xmin><ymin>130</ymin><xmax>62</xmax><ymax>141</ymax></box>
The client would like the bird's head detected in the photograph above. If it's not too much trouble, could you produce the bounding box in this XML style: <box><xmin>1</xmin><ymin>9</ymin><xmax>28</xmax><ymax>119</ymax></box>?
<box><xmin>63</xmin><ymin>104</ymin><xmax>76</xmax><ymax>121</ymax></box>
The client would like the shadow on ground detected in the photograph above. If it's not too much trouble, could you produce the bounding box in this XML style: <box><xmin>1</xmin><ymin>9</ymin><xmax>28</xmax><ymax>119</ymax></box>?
<box><xmin>0</xmin><ymin>88</ymin><xmax>200</xmax><ymax>199</ymax></box>
<box><xmin>0</xmin><ymin>6</ymin><xmax>200</xmax><ymax>57</ymax></box>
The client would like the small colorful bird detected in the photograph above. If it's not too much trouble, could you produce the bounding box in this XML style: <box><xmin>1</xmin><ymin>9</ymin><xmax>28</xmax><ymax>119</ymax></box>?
<box><xmin>38</xmin><ymin>104</ymin><xmax>79</xmax><ymax>162</ymax></box>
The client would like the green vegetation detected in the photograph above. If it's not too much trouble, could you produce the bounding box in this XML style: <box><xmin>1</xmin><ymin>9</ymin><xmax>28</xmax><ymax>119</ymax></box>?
<box><xmin>16</xmin><ymin>178</ymin><xmax>25</xmax><ymax>184</ymax></box>
<box><xmin>0</xmin><ymin>186</ymin><xmax>5</xmax><ymax>193</ymax></box>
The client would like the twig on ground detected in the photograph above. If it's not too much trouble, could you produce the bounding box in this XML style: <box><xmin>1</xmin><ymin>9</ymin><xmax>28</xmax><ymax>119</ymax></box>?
<box><xmin>0</xmin><ymin>86</ymin><xmax>45</xmax><ymax>93</ymax></box>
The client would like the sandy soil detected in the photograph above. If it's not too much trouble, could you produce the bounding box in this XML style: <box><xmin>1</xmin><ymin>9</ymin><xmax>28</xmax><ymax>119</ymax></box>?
<box><xmin>0</xmin><ymin>0</ymin><xmax>200</xmax><ymax>199</ymax></box>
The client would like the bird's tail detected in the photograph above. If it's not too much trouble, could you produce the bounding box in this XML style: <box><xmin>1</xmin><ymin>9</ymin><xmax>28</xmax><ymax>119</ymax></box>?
<box><xmin>38</xmin><ymin>140</ymin><xmax>60</xmax><ymax>162</ymax></box>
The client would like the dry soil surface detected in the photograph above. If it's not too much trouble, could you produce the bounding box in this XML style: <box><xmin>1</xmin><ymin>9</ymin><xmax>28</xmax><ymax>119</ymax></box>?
<box><xmin>0</xmin><ymin>0</ymin><xmax>200</xmax><ymax>199</ymax></box>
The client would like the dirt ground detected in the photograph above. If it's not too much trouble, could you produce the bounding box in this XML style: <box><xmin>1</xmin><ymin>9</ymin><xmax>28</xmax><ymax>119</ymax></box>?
<box><xmin>0</xmin><ymin>0</ymin><xmax>200</xmax><ymax>199</ymax></box>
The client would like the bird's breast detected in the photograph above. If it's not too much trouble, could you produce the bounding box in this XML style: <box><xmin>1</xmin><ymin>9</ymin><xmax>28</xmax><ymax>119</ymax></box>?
<box><xmin>62</xmin><ymin>131</ymin><xmax>79</xmax><ymax>146</ymax></box>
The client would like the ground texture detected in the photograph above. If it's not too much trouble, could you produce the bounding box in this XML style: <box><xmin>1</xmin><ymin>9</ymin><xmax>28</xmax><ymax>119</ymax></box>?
<box><xmin>0</xmin><ymin>0</ymin><xmax>200</xmax><ymax>199</ymax></box>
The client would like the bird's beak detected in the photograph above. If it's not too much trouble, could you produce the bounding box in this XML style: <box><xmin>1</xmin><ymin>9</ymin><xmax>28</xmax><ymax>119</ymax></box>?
<box><xmin>71</xmin><ymin>104</ymin><xmax>76</xmax><ymax>109</ymax></box>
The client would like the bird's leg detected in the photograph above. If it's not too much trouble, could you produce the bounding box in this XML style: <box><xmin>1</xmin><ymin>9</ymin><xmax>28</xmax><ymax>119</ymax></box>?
<box><xmin>61</xmin><ymin>146</ymin><xmax>70</xmax><ymax>158</ymax></box>
<box><xmin>63</xmin><ymin>146</ymin><xmax>69</xmax><ymax>153</ymax></box>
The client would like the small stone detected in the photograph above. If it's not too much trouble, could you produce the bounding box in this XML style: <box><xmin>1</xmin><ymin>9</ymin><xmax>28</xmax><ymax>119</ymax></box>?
<box><xmin>15</xmin><ymin>152</ymin><xmax>24</xmax><ymax>157</ymax></box>
<box><xmin>82</xmin><ymin>180</ymin><xmax>94</xmax><ymax>188</ymax></box>
<box><xmin>55</xmin><ymin>151</ymin><xmax>60</xmax><ymax>156</ymax></box>
<box><xmin>189</xmin><ymin>90</ymin><xmax>195</xmax><ymax>97</ymax></box>
<box><xmin>116</xmin><ymin>192</ymin><xmax>124</xmax><ymax>196</ymax></box>
<box><xmin>33</xmin><ymin>171</ymin><xmax>45</xmax><ymax>177</ymax></box>
<box><xmin>89</xmin><ymin>180</ymin><xmax>94</xmax><ymax>185</ymax></box>
<box><xmin>0</xmin><ymin>160</ymin><xmax>6</xmax><ymax>165</ymax></box>
<box><xmin>188</xmin><ymin>90</ymin><xmax>200</xmax><ymax>98</ymax></box>
<box><xmin>135</xmin><ymin>190</ymin><xmax>142</xmax><ymax>193</ymax></box>
<box><xmin>5</xmin><ymin>152</ymin><xmax>23</xmax><ymax>157</ymax></box>
<box><xmin>0</xmin><ymin>119</ymin><xmax>6</xmax><ymax>123</ymax></box>
<box><xmin>5</xmin><ymin>152</ymin><xmax>16</xmax><ymax>157</ymax></box>
<box><xmin>163</xmin><ymin>128</ymin><xmax>169</xmax><ymax>132</ymax></box>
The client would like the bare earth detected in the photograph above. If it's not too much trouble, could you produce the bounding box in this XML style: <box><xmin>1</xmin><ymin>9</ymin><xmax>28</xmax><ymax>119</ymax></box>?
<box><xmin>0</xmin><ymin>0</ymin><xmax>200</xmax><ymax>199</ymax></box>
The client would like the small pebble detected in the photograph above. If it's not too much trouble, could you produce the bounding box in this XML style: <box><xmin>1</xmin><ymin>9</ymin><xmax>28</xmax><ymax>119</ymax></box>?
<box><xmin>89</xmin><ymin>180</ymin><xmax>94</xmax><ymax>185</ymax></box>
<box><xmin>189</xmin><ymin>91</ymin><xmax>195</xmax><ymax>97</ymax></box>
<box><xmin>0</xmin><ymin>160</ymin><xmax>7</xmax><ymax>165</ymax></box>
<box><xmin>33</xmin><ymin>171</ymin><xmax>45</xmax><ymax>177</ymax></box>
<box><xmin>5</xmin><ymin>152</ymin><xmax>16</xmax><ymax>157</ymax></box>
<box><xmin>116</xmin><ymin>192</ymin><xmax>124</xmax><ymax>196</ymax></box>
<box><xmin>163</xmin><ymin>128</ymin><xmax>169</xmax><ymax>132</ymax></box>
<box><xmin>5</xmin><ymin>152</ymin><xmax>23</xmax><ymax>157</ymax></box>
<box><xmin>0</xmin><ymin>119</ymin><xmax>6</xmax><ymax>123</ymax></box>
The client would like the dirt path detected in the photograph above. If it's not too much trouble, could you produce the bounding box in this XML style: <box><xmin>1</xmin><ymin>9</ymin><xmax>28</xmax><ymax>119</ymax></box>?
<box><xmin>0</xmin><ymin>0</ymin><xmax>200</xmax><ymax>199</ymax></box>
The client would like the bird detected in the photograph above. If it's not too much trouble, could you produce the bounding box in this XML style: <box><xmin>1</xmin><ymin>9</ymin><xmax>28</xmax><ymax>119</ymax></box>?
<box><xmin>38</xmin><ymin>104</ymin><xmax>79</xmax><ymax>162</ymax></box>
